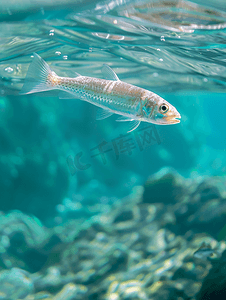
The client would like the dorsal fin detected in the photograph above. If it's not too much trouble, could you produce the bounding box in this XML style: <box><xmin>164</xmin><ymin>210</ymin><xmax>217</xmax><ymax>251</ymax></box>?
<box><xmin>102</xmin><ymin>64</ymin><xmax>119</xmax><ymax>81</ymax></box>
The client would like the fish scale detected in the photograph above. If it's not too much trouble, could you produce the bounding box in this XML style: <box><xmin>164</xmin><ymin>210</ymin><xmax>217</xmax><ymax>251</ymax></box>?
<box><xmin>58</xmin><ymin>76</ymin><xmax>140</xmax><ymax>115</ymax></box>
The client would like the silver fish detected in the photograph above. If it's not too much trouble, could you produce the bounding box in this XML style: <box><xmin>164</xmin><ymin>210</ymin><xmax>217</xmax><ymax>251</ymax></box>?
<box><xmin>193</xmin><ymin>242</ymin><xmax>219</xmax><ymax>260</ymax></box>
<box><xmin>20</xmin><ymin>53</ymin><xmax>181</xmax><ymax>132</ymax></box>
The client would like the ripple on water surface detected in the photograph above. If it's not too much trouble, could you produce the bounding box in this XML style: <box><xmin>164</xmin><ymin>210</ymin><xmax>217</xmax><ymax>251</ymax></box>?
<box><xmin>0</xmin><ymin>0</ymin><xmax>226</xmax><ymax>95</ymax></box>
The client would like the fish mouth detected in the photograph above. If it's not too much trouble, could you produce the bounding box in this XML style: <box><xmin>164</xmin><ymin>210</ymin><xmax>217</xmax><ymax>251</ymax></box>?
<box><xmin>172</xmin><ymin>116</ymin><xmax>181</xmax><ymax>124</ymax></box>
<box><xmin>163</xmin><ymin>114</ymin><xmax>181</xmax><ymax>124</ymax></box>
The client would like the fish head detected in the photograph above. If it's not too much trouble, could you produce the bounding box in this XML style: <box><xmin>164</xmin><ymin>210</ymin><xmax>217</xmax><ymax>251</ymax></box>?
<box><xmin>143</xmin><ymin>96</ymin><xmax>181</xmax><ymax>125</ymax></box>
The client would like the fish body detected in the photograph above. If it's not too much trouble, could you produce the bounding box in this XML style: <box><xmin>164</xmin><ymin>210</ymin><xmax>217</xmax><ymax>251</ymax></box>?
<box><xmin>193</xmin><ymin>242</ymin><xmax>219</xmax><ymax>260</ymax></box>
<box><xmin>54</xmin><ymin>75</ymin><xmax>144</xmax><ymax>118</ymax></box>
<box><xmin>21</xmin><ymin>53</ymin><xmax>181</xmax><ymax>131</ymax></box>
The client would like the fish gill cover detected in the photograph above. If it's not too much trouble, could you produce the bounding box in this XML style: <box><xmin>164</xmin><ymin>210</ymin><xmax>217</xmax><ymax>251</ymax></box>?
<box><xmin>0</xmin><ymin>0</ymin><xmax>226</xmax><ymax>299</ymax></box>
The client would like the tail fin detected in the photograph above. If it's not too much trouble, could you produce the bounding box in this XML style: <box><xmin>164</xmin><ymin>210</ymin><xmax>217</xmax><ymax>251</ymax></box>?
<box><xmin>20</xmin><ymin>53</ymin><xmax>54</xmax><ymax>95</ymax></box>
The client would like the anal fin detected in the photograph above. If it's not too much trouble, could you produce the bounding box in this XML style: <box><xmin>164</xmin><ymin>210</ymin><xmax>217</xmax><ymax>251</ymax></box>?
<box><xmin>116</xmin><ymin>116</ymin><xmax>141</xmax><ymax>132</ymax></box>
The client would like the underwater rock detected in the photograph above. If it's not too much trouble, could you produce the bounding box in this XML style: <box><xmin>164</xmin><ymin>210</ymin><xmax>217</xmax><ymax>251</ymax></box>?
<box><xmin>22</xmin><ymin>283</ymin><xmax>87</xmax><ymax>300</ymax></box>
<box><xmin>51</xmin><ymin>184</ymin><xmax>215</xmax><ymax>299</ymax></box>
<box><xmin>0</xmin><ymin>211</ymin><xmax>63</xmax><ymax>272</ymax></box>
<box><xmin>53</xmin><ymin>283</ymin><xmax>88</xmax><ymax>300</ymax></box>
<box><xmin>106</xmin><ymin>280</ymin><xmax>148</xmax><ymax>300</ymax></box>
<box><xmin>190</xmin><ymin>177</ymin><xmax>226</xmax><ymax>203</ymax></box>
<box><xmin>32</xmin><ymin>266</ymin><xmax>78</xmax><ymax>291</ymax></box>
<box><xmin>142</xmin><ymin>168</ymin><xmax>187</xmax><ymax>204</ymax></box>
<box><xmin>186</xmin><ymin>198</ymin><xmax>226</xmax><ymax>237</ymax></box>
<box><xmin>0</xmin><ymin>268</ymin><xmax>34</xmax><ymax>299</ymax></box>
<box><xmin>196</xmin><ymin>250</ymin><xmax>226</xmax><ymax>300</ymax></box>
<box><xmin>0</xmin><ymin>170</ymin><xmax>225</xmax><ymax>299</ymax></box>
<box><xmin>173</xmin><ymin>176</ymin><xmax>226</xmax><ymax>237</ymax></box>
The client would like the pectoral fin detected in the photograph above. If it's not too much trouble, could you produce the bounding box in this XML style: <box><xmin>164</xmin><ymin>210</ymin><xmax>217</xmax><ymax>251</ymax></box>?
<box><xmin>96</xmin><ymin>107</ymin><xmax>113</xmax><ymax>120</ymax></box>
<box><xmin>116</xmin><ymin>116</ymin><xmax>141</xmax><ymax>132</ymax></box>
<box><xmin>116</xmin><ymin>116</ymin><xmax>133</xmax><ymax>122</ymax></box>
<box><xmin>127</xmin><ymin>120</ymin><xmax>141</xmax><ymax>132</ymax></box>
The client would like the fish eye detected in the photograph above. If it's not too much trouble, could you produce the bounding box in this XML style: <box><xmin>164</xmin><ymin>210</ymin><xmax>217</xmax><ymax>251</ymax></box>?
<box><xmin>159</xmin><ymin>104</ymin><xmax>169</xmax><ymax>114</ymax></box>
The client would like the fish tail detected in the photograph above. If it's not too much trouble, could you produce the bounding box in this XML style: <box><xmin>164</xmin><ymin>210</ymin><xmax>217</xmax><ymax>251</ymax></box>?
<box><xmin>20</xmin><ymin>53</ymin><xmax>56</xmax><ymax>95</ymax></box>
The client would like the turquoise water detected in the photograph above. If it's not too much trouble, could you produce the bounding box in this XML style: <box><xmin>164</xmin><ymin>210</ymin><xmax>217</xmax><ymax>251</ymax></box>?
<box><xmin>0</xmin><ymin>0</ymin><xmax>226</xmax><ymax>299</ymax></box>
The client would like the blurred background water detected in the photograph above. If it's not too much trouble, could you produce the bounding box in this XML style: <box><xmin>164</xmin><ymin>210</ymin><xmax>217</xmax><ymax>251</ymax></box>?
<box><xmin>0</xmin><ymin>0</ymin><xmax>226</xmax><ymax>299</ymax></box>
